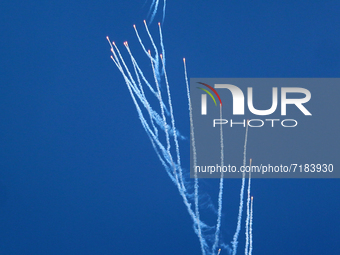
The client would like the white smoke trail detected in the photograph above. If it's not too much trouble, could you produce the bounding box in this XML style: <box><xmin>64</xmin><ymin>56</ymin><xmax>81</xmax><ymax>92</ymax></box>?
<box><xmin>108</xmin><ymin>57</ymin><xmax>172</xmax><ymax>181</ymax></box>
<box><xmin>231</xmin><ymin>120</ymin><xmax>249</xmax><ymax>255</ymax></box>
<box><xmin>149</xmin><ymin>0</ymin><xmax>159</xmax><ymax>23</ymax></box>
<box><xmin>148</xmin><ymin>0</ymin><xmax>166</xmax><ymax>24</ymax></box>
<box><xmin>124</xmin><ymin>43</ymin><xmax>157</xmax><ymax>134</ymax></box>
<box><xmin>249</xmin><ymin>196</ymin><xmax>253</xmax><ymax>255</ymax></box>
<box><xmin>245</xmin><ymin>159</ymin><xmax>252</xmax><ymax>255</ymax></box>
<box><xmin>162</xmin><ymin>0</ymin><xmax>166</xmax><ymax>23</ymax></box>
<box><xmin>160</xmin><ymin>54</ymin><xmax>185</xmax><ymax>193</ymax></box>
<box><xmin>113</xmin><ymin>42</ymin><xmax>177</xmax><ymax>189</ymax></box>
<box><xmin>107</xmin><ymin>39</ymin><xmax>178</xmax><ymax>184</ymax></box>
<box><xmin>134</xmin><ymin>23</ymin><xmax>161</xmax><ymax>84</ymax></box>
<box><xmin>124</xmin><ymin>40</ymin><xmax>171</xmax><ymax>122</ymax></box>
<box><xmin>184</xmin><ymin>59</ymin><xmax>205</xmax><ymax>254</ymax></box>
<box><xmin>144</xmin><ymin>21</ymin><xmax>161</xmax><ymax>81</ymax></box>
<box><xmin>108</xmin><ymin>25</ymin><xmax>215</xmax><ymax>255</ymax></box>
<box><xmin>212</xmin><ymin>105</ymin><xmax>224</xmax><ymax>254</ymax></box>
<box><xmin>148</xmin><ymin>49</ymin><xmax>171</xmax><ymax>157</ymax></box>
<box><xmin>125</xmin><ymin>41</ymin><xmax>158</xmax><ymax>97</ymax></box>
<box><xmin>109</xmin><ymin>35</ymin><xmax>172</xmax><ymax>178</ymax></box>
<box><xmin>158</xmin><ymin>23</ymin><xmax>166</xmax><ymax>73</ymax></box>
<box><xmin>108</xmin><ymin>20</ymin><xmax>254</xmax><ymax>255</ymax></box>
<box><xmin>133</xmin><ymin>24</ymin><xmax>151</xmax><ymax>57</ymax></box>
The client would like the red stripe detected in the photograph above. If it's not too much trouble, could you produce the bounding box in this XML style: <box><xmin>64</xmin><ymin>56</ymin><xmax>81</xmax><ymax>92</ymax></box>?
<box><xmin>197</xmin><ymin>82</ymin><xmax>222</xmax><ymax>106</ymax></box>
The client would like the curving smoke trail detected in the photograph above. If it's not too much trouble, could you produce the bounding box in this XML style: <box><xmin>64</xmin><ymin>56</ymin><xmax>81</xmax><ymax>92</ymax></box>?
<box><xmin>107</xmin><ymin>3</ymin><xmax>254</xmax><ymax>254</ymax></box>
<box><xmin>148</xmin><ymin>0</ymin><xmax>166</xmax><ymax>24</ymax></box>
<box><xmin>107</xmin><ymin>24</ymin><xmax>210</xmax><ymax>254</ymax></box>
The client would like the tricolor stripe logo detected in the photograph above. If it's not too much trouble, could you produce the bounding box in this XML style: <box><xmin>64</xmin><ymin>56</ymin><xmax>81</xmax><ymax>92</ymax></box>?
<box><xmin>197</xmin><ymin>82</ymin><xmax>222</xmax><ymax>115</ymax></box>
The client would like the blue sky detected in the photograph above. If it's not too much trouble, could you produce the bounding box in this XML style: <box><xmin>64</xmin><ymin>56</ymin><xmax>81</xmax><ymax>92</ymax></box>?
<box><xmin>0</xmin><ymin>1</ymin><xmax>339</xmax><ymax>254</ymax></box>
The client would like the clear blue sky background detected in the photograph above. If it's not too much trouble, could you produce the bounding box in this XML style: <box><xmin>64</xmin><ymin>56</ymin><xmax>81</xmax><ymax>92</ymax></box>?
<box><xmin>0</xmin><ymin>1</ymin><xmax>339</xmax><ymax>254</ymax></box>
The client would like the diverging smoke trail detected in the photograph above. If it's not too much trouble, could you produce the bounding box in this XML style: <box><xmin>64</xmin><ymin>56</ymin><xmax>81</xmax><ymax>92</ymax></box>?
<box><xmin>107</xmin><ymin>20</ymin><xmax>254</xmax><ymax>255</ymax></box>
<box><xmin>108</xmin><ymin>23</ymin><xmax>212</xmax><ymax>255</ymax></box>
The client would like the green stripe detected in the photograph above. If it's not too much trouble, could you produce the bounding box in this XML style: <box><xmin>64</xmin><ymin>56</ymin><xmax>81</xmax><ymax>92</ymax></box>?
<box><xmin>197</xmin><ymin>87</ymin><xmax>217</xmax><ymax>106</ymax></box>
